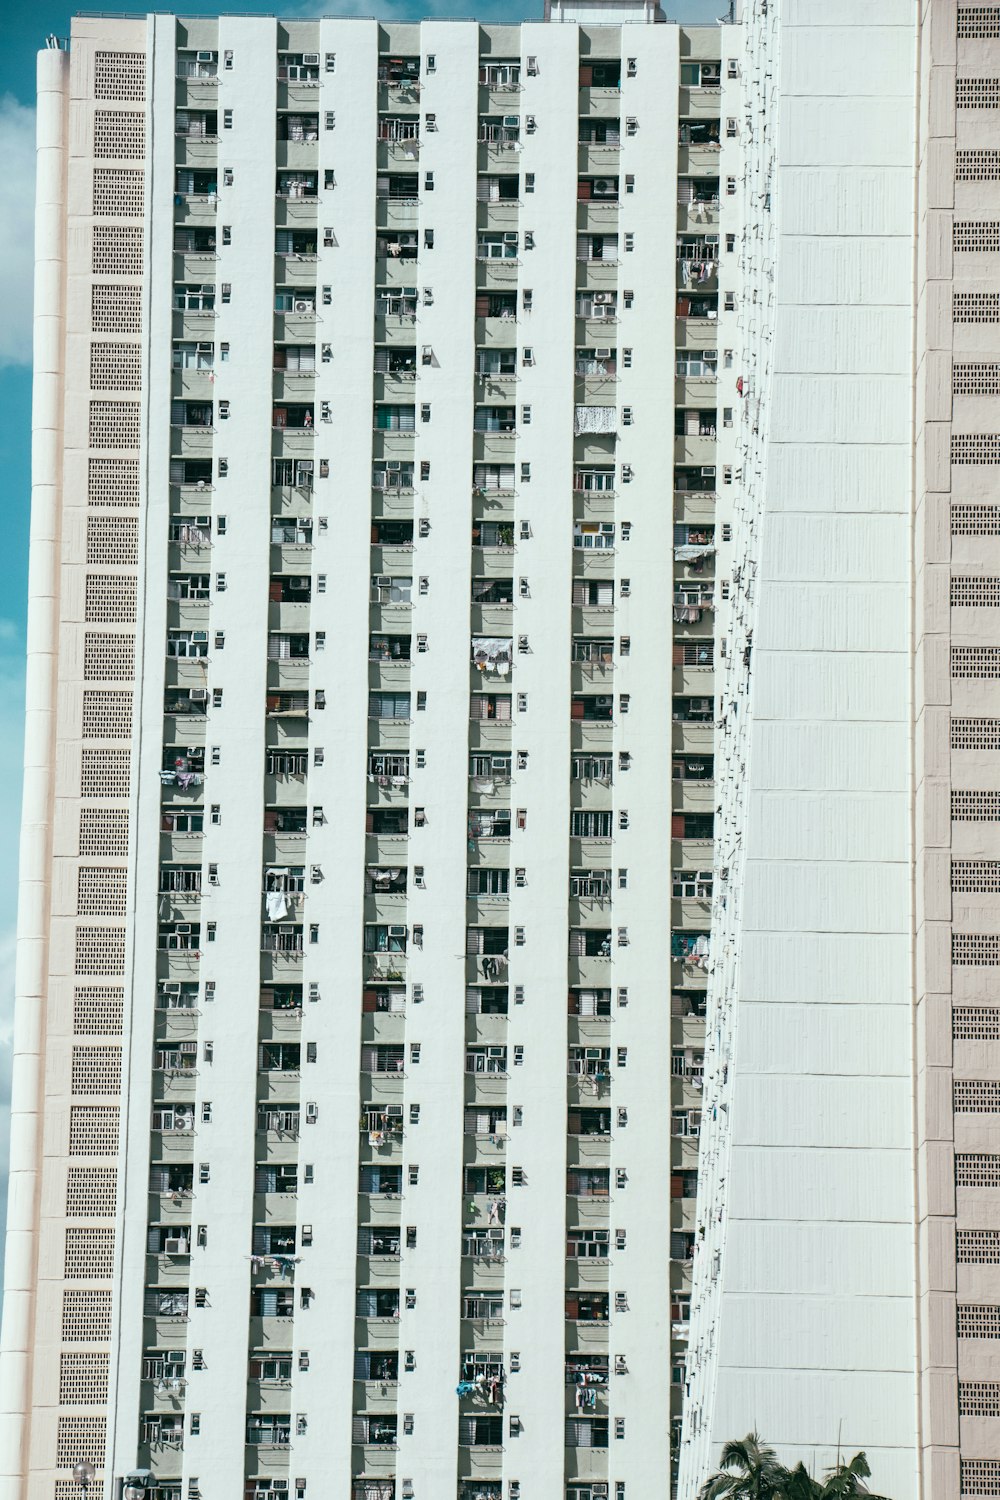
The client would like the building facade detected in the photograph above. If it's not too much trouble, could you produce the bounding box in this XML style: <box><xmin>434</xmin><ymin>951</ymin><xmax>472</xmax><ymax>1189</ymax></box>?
<box><xmin>680</xmin><ymin>3</ymin><xmax>1000</xmax><ymax>1500</ymax></box>
<box><xmin>0</xmin><ymin>11</ymin><xmax>735</xmax><ymax>1500</ymax></box>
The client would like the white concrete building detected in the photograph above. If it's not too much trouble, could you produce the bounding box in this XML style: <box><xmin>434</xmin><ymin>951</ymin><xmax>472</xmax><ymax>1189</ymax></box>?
<box><xmin>0</xmin><ymin>11</ymin><xmax>734</xmax><ymax>1500</ymax></box>
<box><xmin>680</xmin><ymin>3</ymin><xmax>1000</xmax><ymax>1500</ymax></box>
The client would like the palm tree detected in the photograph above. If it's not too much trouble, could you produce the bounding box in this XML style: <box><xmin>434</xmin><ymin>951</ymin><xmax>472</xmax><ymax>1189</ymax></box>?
<box><xmin>698</xmin><ymin>1439</ymin><xmax>892</xmax><ymax>1500</ymax></box>
<box><xmin>818</xmin><ymin>1452</ymin><xmax>891</xmax><ymax>1500</ymax></box>
<box><xmin>698</xmin><ymin>1433</ymin><xmax>792</xmax><ymax>1500</ymax></box>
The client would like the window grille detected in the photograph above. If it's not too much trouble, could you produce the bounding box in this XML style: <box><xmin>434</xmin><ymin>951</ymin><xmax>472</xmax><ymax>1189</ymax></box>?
<box><xmin>954</xmin><ymin>292</ymin><xmax>1000</xmax><ymax>322</ymax></box>
<box><xmin>958</xmin><ymin>7</ymin><xmax>1000</xmax><ymax>37</ymax></box>
<box><xmin>73</xmin><ymin>986</ymin><xmax>124</xmax><ymax>1037</ymax></box>
<box><xmin>92</xmin><ymin>284</ymin><xmax>141</xmax><ymax>336</ymax></box>
<box><xmin>952</xmin><ymin>718</ymin><xmax>1000</xmax><ymax>749</ymax></box>
<box><xmin>76</xmin><ymin>868</ymin><xmax>127</xmax><ymax>919</ymax></box>
<box><xmin>88</xmin><ymin>456</ymin><xmax>139</xmax><ymax>506</ymax></box>
<box><xmin>955</xmin><ymin>1079</ymin><xmax>1000</xmax><ymax>1109</ymax></box>
<box><xmin>83</xmin><ymin>630</ymin><xmax>135</xmax><ymax>680</ymax></box>
<box><xmin>87</xmin><ymin>515</ymin><xmax>138</xmax><ymax>566</ymax></box>
<box><xmin>74</xmin><ymin>927</ymin><xmax>126</xmax><ymax>977</ymax></box>
<box><xmin>79</xmin><ymin>808</ymin><xmax>129</xmax><ymax>858</ymax></box>
<box><xmin>90</xmin><ymin>343</ymin><xmax>141</xmax><ymax>392</ymax></box>
<box><xmin>68</xmin><ymin>1106</ymin><xmax>120</xmax><ymax>1156</ymax></box>
<box><xmin>952</xmin><ymin>790</ymin><xmax>1000</xmax><ymax>818</ymax></box>
<box><xmin>952</xmin><ymin>577</ymin><xmax>1000</xmax><ymax>606</ymax></box>
<box><xmin>94</xmin><ymin>110</ymin><xmax>145</xmax><ymax>159</ymax></box>
<box><xmin>64</xmin><ymin>1226</ymin><xmax>116</xmax><ymax>1277</ymax></box>
<box><xmin>89</xmin><ymin>400</ymin><xmax>140</xmax><ymax>450</ymax></box>
<box><xmin>956</xmin><ymin>148</ymin><xmax>1000</xmax><ymax>179</ymax></box>
<box><xmin>954</xmin><ymin>1007</ymin><xmax>1000</xmax><ymax>1038</ymax></box>
<box><xmin>55</xmin><ymin>1415</ymin><xmax>106</xmax><ymax>1468</ymax></box>
<box><xmin>954</xmin><ymin>222</ymin><xmax>1000</xmax><ymax>252</ymax></box>
<box><xmin>92</xmin><ymin>225</ymin><xmax>143</xmax><ymax>277</ymax></box>
<box><xmin>92</xmin><ymin>168</ymin><xmax>144</xmax><ymax>218</ymax></box>
<box><xmin>66</xmin><ymin>1167</ymin><xmax>117</xmax><ymax>1217</ymax></box>
<box><xmin>953</xmin><ymin>644</ymin><xmax>1000</xmax><ymax>677</ymax></box>
<box><xmin>956</xmin><ymin>78</ymin><xmax>1000</xmax><ymax>108</ymax></box>
<box><xmin>962</xmin><ymin>1460</ymin><xmax>1000</xmax><ymax>1495</ymax></box>
<box><xmin>952</xmin><ymin>861</ymin><xmax>1000</xmax><ymax>891</ymax></box>
<box><xmin>952</xmin><ymin>504</ymin><xmax>1000</xmax><ymax>534</ymax></box>
<box><xmin>85</xmin><ymin>575</ymin><xmax>137</xmax><ymax>626</ymax></box>
<box><xmin>94</xmin><ymin>51</ymin><xmax>146</xmax><ymax>102</ymax></box>
<box><xmin>82</xmin><ymin>691</ymin><xmax>132</xmax><ymax>739</ymax></box>
<box><xmin>71</xmin><ymin>1046</ymin><xmax>122</xmax><ymax>1096</ymax></box>
<box><xmin>59</xmin><ymin>1351</ymin><xmax>110</xmax><ymax>1405</ymax></box>
<box><xmin>952</xmin><ymin>435</ymin><xmax>1000</xmax><ymax>465</ymax></box>
<box><xmin>958</xmin><ymin>1304</ymin><xmax>1000</xmax><ymax>1337</ymax></box>
<box><xmin>957</xmin><ymin>1153</ymin><xmax>1000</xmax><ymax>1187</ymax></box>
<box><xmin>958</xmin><ymin>1229</ymin><xmax>1000</xmax><ymax>1263</ymax></box>
<box><xmin>61</xmin><ymin>1289</ymin><xmax>112</xmax><ymax>1341</ymax></box>
<box><xmin>81</xmin><ymin>748</ymin><xmax>130</xmax><ymax>798</ymax></box>
<box><xmin>953</xmin><ymin>935</ymin><xmax>1000</xmax><ymax>965</ymax></box>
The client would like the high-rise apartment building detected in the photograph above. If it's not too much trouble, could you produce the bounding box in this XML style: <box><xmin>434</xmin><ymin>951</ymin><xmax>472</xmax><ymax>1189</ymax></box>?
<box><xmin>0</xmin><ymin>10</ymin><xmax>737</xmax><ymax>1500</ymax></box>
<box><xmin>679</xmin><ymin>3</ymin><xmax>1000</xmax><ymax>1500</ymax></box>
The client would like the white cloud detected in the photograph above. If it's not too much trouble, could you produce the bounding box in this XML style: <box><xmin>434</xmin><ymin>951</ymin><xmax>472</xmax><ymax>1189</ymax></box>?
<box><xmin>0</xmin><ymin>95</ymin><xmax>35</xmax><ymax>369</ymax></box>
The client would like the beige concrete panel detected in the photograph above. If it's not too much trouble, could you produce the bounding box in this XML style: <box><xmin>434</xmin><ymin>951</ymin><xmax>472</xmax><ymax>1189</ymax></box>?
<box><xmin>927</xmin><ymin>1288</ymin><xmax>960</xmax><ymax>1368</ymax></box>
<box><xmin>925</xmin><ymin>353</ymin><xmax>955</xmax><ymax>421</ymax></box>
<box><xmin>922</xmin><ymin>989</ymin><xmax>956</xmax><ymax>1063</ymax></box>
<box><xmin>923</xmin><ymin>1376</ymin><xmax>960</xmax><ymax>1453</ymax></box>
<box><xmin>923</xmin><ymin>635</ymin><xmax>954</xmax><ymax>705</ymax></box>
<box><xmin>921</xmin><ymin>1061</ymin><xmax>959</xmax><ymax>1142</ymax></box>
<box><xmin>926</xmin><ymin>281</ymin><xmax>955</xmax><ymax>352</ymax></box>
<box><xmin>925</xmin><ymin>705</ymin><xmax>954</xmax><ymax>778</ymax></box>
<box><xmin>927</xmin><ymin>65</ymin><xmax>957</xmax><ymax>140</ymax></box>
<box><xmin>925</xmin><ymin>563</ymin><xmax>952</xmax><ymax>633</ymax></box>
<box><xmin>925</xmin><ymin>138</ymin><xmax>957</xmax><ymax>212</ymax></box>
<box><xmin>926</xmin><ymin>421</ymin><xmax>954</xmax><ymax>491</ymax></box>
<box><xmin>920</xmin><ymin>1139</ymin><xmax>958</xmax><ymax>1217</ymax></box>
<box><xmin>926</xmin><ymin>209</ymin><xmax>955</xmax><ymax>281</ymax></box>
<box><xmin>919</xmin><ymin>779</ymin><xmax>952</xmax><ymax>850</ymax></box>
<box><xmin>953</xmin><ymin>968</ymin><xmax>1000</xmax><ymax>1003</ymax></box>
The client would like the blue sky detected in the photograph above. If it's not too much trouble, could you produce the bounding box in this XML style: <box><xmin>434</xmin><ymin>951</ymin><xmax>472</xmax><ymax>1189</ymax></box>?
<box><xmin>0</xmin><ymin>0</ymin><xmax>725</xmax><ymax>1278</ymax></box>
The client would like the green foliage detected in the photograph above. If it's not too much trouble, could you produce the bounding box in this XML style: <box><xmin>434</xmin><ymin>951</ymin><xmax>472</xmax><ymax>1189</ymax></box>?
<box><xmin>697</xmin><ymin>1433</ymin><xmax>892</xmax><ymax>1500</ymax></box>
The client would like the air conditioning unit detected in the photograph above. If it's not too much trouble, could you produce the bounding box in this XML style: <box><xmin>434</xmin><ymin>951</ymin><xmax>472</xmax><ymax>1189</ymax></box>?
<box><xmin>189</xmin><ymin>688</ymin><xmax>209</xmax><ymax>702</ymax></box>
<box><xmin>196</xmin><ymin>50</ymin><xmax>215</xmax><ymax>62</ymax></box>
<box><xmin>591</xmin><ymin>305</ymin><xmax>612</xmax><ymax>319</ymax></box>
<box><xmin>300</xmin><ymin>517</ymin><xmax>313</xmax><ymax>529</ymax></box>
<box><xmin>164</xmin><ymin>1236</ymin><xmax>187</xmax><ymax>1255</ymax></box>
<box><xmin>388</xmin><ymin>925</ymin><xmax>407</xmax><ymax>938</ymax></box>
<box><xmin>167</xmin><ymin>1350</ymin><xmax>186</xmax><ymax>1364</ymax></box>
<box><xmin>593</xmin><ymin>291</ymin><xmax>613</xmax><ymax>304</ymax></box>
<box><xmin>292</xmin><ymin>300</ymin><xmax>314</xmax><ymax>313</ymax></box>
<box><xmin>502</xmin><ymin>114</ymin><xmax>520</xmax><ymax>127</ymax></box>
<box><xmin>594</xmin><ymin>179</ymin><xmax>613</xmax><ymax>194</ymax></box>
<box><xmin>594</xmin><ymin>696</ymin><xmax>613</xmax><ymax>709</ymax></box>
<box><xmin>700</xmin><ymin>466</ymin><xmax>717</xmax><ymax>478</ymax></box>
<box><xmin>594</xmin><ymin>346</ymin><xmax>612</xmax><ymax>359</ymax></box>
<box><xmin>374</xmin><ymin>575</ymin><xmax>391</xmax><ymax>588</ymax></box>
<box><xmin>302</xmin><ymin>51</ymin><xmax>321</xmax><ymax>65</ymax></box>
<box><xmin>176</xmin><ymin>923</ymin><xmax>192</xmax><ymax>935</ymax></box>
<box><xmin>162</xmin><ymin>981</ymin><xmax>182</xmax><ymax>995</ymax></box>
<box><xmin>289</xmin><ymin>577</ymin><xmax>309</xmax><ymax>590</ymax></box>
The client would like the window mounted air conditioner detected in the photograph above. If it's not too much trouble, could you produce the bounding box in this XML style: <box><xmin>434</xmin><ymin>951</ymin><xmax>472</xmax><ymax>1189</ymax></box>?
<box><xmin>189</xmin><ymin>688</ymin><xmax>209</xmax><ymax>701</ymax></box>
<box><xmin>167</xmin><ymin>1350</ymin><xmax>186</xmax><ymax>1363</ymax></box>
<box><xmin>374</xmin><ymin>575</ymin><xmax>391</xmax><ymax>588</ymax></box>
<box><xmin>164</xmin><ymin>1237</ymin><xmax>187</xmax><ymax>1254</ymax></box>
<box><xmin>162</xmin><ymin>981</ymin><xmax>182</xmax><ymax>995</ymax></box>
<box><xmin>591</xmin><ymin>305</ymin><xmax>612</xmax><ymax>320</ymax></box>
<box><xmin>302</xmin><ymin>51</ymin><xmax>321</xmax><ymax>65</ymax></box>
<box><xmin>700</xmin><ymin>466</ymin><xmax>716</xmax><ymax>478</ymax></box>
<box><xmin>502</xmin><ymin>114</ymin><xmax>520</xmax><ymax>127</ymax></box>
<box><xmin>196</xmin><ymin>50</ymin><xmax>215</xmax><ymax>62</ymax></box>
<box><xmin>388</xmin><ymin>925</ymin><xmax>407</xmax><ymax>938</ymax></box>
<box><xmin>176</xmin><ymin>923</ymin><xmax>192</xmax><ymax>935</ymax></box>
<box><xmin>594</xmin><ymin>346</ymin><xmax>612</xmax><ymax>359</ymax></box>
